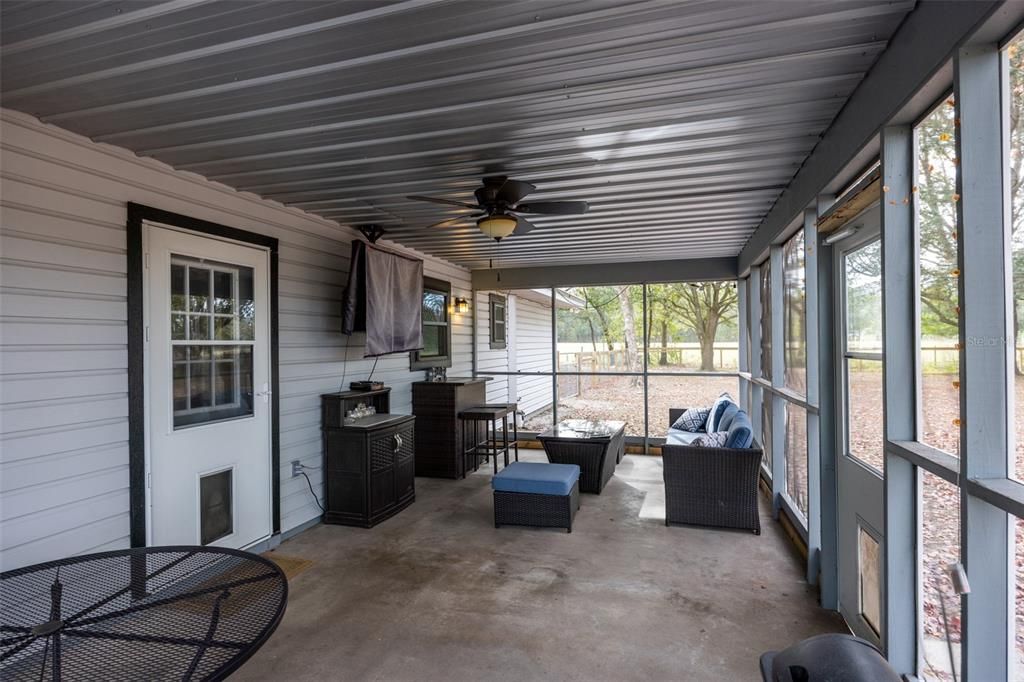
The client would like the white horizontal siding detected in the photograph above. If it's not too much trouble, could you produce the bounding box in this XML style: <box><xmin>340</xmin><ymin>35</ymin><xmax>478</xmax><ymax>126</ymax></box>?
<box><xmin>475</xmin><ymin>291</ymin><xmax>553</xmax><ymax>417</ymax></box>
<box><xmin>0</xmin><ymin>109</ymin><xmax>472</xmax><ymax>571</ymax></box>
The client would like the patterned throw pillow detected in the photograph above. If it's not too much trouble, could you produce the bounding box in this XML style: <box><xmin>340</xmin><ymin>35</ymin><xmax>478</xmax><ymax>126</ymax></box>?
<box><xmin>672</xmin><ymin>407</ymin><xmax>710</xmax><ymax>432</ymax></box>
<box><xmin>692</xmin><ymin>432</ymin><xmax>730</xmax><ymax>448</ymax></box>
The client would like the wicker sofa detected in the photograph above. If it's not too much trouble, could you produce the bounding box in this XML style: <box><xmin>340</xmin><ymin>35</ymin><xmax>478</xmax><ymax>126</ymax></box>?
<box><xmin>662</xmin><ymin>408</ymin><xmax>763</xmax><ymax>534</ymax></box>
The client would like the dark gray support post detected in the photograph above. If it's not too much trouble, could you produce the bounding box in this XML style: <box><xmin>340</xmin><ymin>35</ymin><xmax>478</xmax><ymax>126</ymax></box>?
<box><xmin>770</xmin><ymin>245</ymin><xmax>786</xmax><ymax>513</ymax></box>
<box><xmin>880</xmin><ymin>124</ymin><xmax>918</xmax><ymax>674</ymax></box>
<box><xmin>954</xmin><ymin>42</ymin><xmax>1012</xmax><ymax>682</ymax></box>
<box><xmin>815</xmin><ymin>198</ymin><xmax>840</xmax><ymax>610</ymax></box>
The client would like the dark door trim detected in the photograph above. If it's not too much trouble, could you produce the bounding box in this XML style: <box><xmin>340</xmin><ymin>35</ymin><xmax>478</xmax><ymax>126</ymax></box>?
<box><xmin>127</xmin><ymin>202</ymin><xmax>281</xmax><ymax>547</ymax></box>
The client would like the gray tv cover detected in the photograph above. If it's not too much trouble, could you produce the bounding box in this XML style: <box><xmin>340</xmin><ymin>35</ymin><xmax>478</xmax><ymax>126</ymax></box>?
<box><xmin>341</xmin><ymin>241</ymin><xmax>424</xmax><ymax>356</ymax></box>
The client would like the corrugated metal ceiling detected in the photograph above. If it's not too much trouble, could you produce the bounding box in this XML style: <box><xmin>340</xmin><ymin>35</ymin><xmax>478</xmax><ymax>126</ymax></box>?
<box><xmin>0</xmin><ymin>0</ymin><xmax>914</xmax><ymax>269</ymax></box>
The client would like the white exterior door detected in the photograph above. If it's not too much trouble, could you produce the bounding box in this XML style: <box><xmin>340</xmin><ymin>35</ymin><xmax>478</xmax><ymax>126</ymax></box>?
<box><xmin>834</xmin><ymin>212</ymin><xmax>885</xmax><ymax>645</ymax></box>
<box><xmin>145</xmin><ymin>223</ymin><xmax>272</xmax><ymax>549</ymax></box>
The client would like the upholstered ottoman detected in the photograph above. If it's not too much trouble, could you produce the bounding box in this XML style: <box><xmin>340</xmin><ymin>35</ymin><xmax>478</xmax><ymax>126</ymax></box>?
<box><xmin>492</xmin><ymin>462</ymin><xmax>581</xmax><ymax>533</ymax></box>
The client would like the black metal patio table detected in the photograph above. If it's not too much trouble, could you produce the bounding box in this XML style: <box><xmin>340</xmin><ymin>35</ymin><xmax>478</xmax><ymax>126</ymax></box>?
<box><xmin>0</xmin><ymin>546</ymin><xmax>287</xmax><ymax>681</ymax></box>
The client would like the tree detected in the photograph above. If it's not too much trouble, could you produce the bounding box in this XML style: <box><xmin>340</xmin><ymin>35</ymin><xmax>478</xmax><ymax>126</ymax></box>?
<box><xmin>579</xmin><ymin>288</ymin><xmax>617</xmax><ymax>352</ymax></box>
<box><xmin>617</xmin><ymin>287</ymin><xmax>641</xmax><ymax>385</ymax></box>
<box><xmin>652</xmin><ymin>282</ymin><xmax>738</xmax><ymax>371</ymax></box>
<box><xmin>1009</xmin><ymin>40</ymin><xmax>1024</xmax><ymax>373</ymax></box>
<box><xmin>916</xmin><ymin>97</ymin><xmax>960</xmax><ymax>340</ymax></box>
<box><xmin>917</xmin><ymin>44</ymin><xmax>1024</xmax><ymax>373</ymax></box>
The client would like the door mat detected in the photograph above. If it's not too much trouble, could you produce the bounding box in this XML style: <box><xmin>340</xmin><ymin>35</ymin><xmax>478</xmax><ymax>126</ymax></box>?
<box><xmin>263</xmin><ymin>552</ymin><xmax>313</xmax><ymax>580</ymax></box>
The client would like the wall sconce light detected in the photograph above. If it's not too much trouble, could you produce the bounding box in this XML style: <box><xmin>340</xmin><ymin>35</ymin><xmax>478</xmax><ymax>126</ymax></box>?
<box><xmin>453</xmin><ymin>297</ymin><xmax>469</xmax><ymax>314</ymax></box>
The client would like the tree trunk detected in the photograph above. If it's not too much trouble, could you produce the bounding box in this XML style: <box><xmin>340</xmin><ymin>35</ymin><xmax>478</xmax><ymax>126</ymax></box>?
<box><xmin>592</xmin><ymin>307</ymin><xmax>614</xmax><ymax>352</ymax></box>
<box><xmin>699</xmin><ymin>318</ymin><xmax>719</xmax><ymax>371</ymax></box>
<box><xmin>659</xmin><ymin>320</ymin><xmax>669</xmax><ymax>366</ymax></box>
<box><xmin>618</xmin><ymin>291</ymin><xmax>641</xmax><ymax>386</ymax></box>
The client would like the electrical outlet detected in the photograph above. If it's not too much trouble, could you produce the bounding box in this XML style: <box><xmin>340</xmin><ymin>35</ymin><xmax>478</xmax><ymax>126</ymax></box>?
<box><xmin>291</xmin><ymin>460</ymin><xmax>302</xmax><ymax>477</ymax></box>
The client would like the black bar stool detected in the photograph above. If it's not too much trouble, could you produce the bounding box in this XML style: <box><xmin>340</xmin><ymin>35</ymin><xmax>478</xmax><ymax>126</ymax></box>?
<box><xmin>458</xmin><ymin>403</ymin><xmax>519</xmax><ymax>476</ymax></box>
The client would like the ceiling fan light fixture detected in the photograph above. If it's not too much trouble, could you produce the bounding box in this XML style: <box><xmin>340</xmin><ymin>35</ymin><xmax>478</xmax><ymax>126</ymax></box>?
<box><xmin>477</xmin><ymin>214</ymin><xmax>517</xmax><ymax>240</ymax></box>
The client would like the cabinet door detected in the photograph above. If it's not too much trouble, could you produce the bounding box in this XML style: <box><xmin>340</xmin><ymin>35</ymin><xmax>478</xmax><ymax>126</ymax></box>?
<box><xmin>395</xmin><ymin>426</ymin><xmax>415</xmax><ymax>500</ymax></box>
<box><xmin>369</xmin><ymin>432</ymin><xmax>397</xmax><ymax>515</ymax></box>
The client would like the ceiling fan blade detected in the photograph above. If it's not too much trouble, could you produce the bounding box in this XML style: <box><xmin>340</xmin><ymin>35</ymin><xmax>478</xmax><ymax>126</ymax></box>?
<box><xmin>496</xmin><ymin>178</ymin><xmax>536</xmax><ymax>205</ymax></box>
<box><xmin>407</xmin><ymin>195</ymin><xmax>479</xmax><ymax>210</ymax></box>
<box><xmin>426</xmin><ymin>213</ymin><xmax>483</xmax><ymax>229</ymax></box>
<box><xmin>514</xmin><ymin>201</ymin><xmax>589</xmax><ymax>215</ymax></box>
<box><xmin>512</xmin><ymin>216</ymin><xmax>537</xmax><ymax>236</ymax></box>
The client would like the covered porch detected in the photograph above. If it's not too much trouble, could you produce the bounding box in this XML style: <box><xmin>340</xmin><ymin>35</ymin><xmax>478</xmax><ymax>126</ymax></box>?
<box><xmin>3</xmin><ymin>1</ymin><xmax>1024</xmax><ymax>681</ymax></box>
<box><xmin>239</xmin><ymin>450</ymin><xmax>842</xmax><ymax>681</ymax></box>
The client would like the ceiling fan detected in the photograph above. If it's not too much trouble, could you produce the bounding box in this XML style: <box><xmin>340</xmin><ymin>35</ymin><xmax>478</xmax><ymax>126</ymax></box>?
<box><xmin>407</xmin><ymin>175</ymin><xmax>589</xmax><ymax>241</ymax></box>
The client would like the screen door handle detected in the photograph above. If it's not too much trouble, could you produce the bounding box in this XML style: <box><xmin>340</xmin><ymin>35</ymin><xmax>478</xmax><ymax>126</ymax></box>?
<box><xmin>257</xmin><ymin>383</ymin><xmax>273</xmax><ymax>403</ymax></box>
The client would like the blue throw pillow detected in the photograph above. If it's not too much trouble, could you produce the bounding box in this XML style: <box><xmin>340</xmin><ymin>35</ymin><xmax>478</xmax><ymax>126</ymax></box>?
<box><xmin>672</xmin><ymin>407</ymin><xmax>710</xmax><ymax>432</ymax></box>
<box><xmin>706</xmin><ymin>393</ymin><xmax>735</xmax><ymax>433</ymax></box>
<box><xmin>717</xmin><ymin>403</ymin><xmax>740</xmax><ymax>432</ymax></box>
<box><xmin>726</xmin><ymin>410</ymin><xmax>754</xmax><ymax>449</ymax></box>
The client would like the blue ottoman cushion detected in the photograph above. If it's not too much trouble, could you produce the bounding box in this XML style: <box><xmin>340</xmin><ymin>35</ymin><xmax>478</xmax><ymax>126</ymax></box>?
<box><xmin>492</xmin><ymin>461</ymin><xmax>580</xmax><ymax>496</ymax></box>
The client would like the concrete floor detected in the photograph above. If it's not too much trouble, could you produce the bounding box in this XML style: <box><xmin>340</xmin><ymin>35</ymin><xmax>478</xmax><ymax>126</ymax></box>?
<box><xmin>238</xmin><ymin>451</ymin><xmax>846</xmax><ymax>681</ymax></box>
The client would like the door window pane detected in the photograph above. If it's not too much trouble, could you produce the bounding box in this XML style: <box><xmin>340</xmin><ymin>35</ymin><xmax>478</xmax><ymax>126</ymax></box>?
<box><xmin>845</xmin><ymin>240</ymin><xmax>883</xmax><ymax>353</ymax></box>
<box><xmin>189</xmin><ymin>314</ymin><xmax>210</xmax><ymax>341</ymax></box>
<box><xmin>785</xmin><ymin>403</ymin><xmax>808</xmax><ymax>518</ymax></box>
<box><xmin>173</xmin><ymin>345</ymin><xmax>254</xmax><ymax>428</ymax></box>
<box><xmin>645</xmin><ymin>282</ymin><xmax>738</xmax><ymax>372</ymax></box>
<box><xmin>188</xmin><ymin>266</ymin><xmax>210</xmax><ymax>313</ymax></box>
<box><xmin>846</xmin><ymin>358</ymin><xmax>884</xmax><ymax>473</ymax></box>
<box><xmin>171</xmin><ymin>264</ymin><xmax>186</xmax><ymax>311</ymax></box>
<box><xmin>200</xmin><ymin>469</ymin><xmax>233</xmax><ymax>545</ymax></box>
<box><xmin>213</xmin><ymin>271</ymin><xmax>233</xmax><ymax>314</ymax></box>
<box><xmin>784</xmin><ymin>230</ymin><xmax>807</xmax><ymax>395</ymax></box>
<box><xmin>238</xmin><ymin>268</ymin><xmax>255</xmax><ymax>340</ymax></box>
<box><xmin>915</xmin><ymin>97</ymin><xmax>960</xmax><ymax>457</ymax></box>
<box><xmin>920</xmin><ymin>470</ymin><xmax>961</xmax><ymax>681</ymax></box>
<box><xmin>859</xmin><ymin>526</ymin><xmax>882</xmax><ymax>637</ymax></box>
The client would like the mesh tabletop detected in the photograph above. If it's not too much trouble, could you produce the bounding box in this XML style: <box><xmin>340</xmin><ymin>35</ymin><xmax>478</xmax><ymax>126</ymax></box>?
<box><xmin>1</xmin><ymin>546</ymin><xmax>287</xmax><ymax>681</ymax></box>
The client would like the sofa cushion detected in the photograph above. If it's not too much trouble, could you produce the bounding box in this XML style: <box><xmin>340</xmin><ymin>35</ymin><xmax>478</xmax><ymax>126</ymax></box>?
<box><xmin>706</xmin><ymin>393</ymin><xmax>736</xmax><ymax>433</ymax></box>
<box><xmin>492</xmin><ymin>461</ymin><xmax>580</xmax><ymax>496</ymax></box>
<box><xmin>666</xmin><ymin>429</ymin><xmax>706</xmax><ymax>445</ymax></box>
<box><xmin>672</xmin><ymin>406</ymin><xmax>710</xmax><ymax>432</ymax></box>
<box><xmin>692</xmin><ymin>432</ymin><xmax>730</xmax><ymax>447</ymax></box>
<box><xmin>726</xmin><ymin>410</ymin><xmax>754</xmax><ymax>449</ymax></box>
<box><xmin>717</xmin><ymin>402</ymin><xmax>740</xmax><ymax>431</ymax></box>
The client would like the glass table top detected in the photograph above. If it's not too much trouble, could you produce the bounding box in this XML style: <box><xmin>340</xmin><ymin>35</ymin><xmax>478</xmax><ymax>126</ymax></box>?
<box><xmin>538</xmin><ymin>419</ymin><xmax>626</xmax><ymax>440</ymax></box>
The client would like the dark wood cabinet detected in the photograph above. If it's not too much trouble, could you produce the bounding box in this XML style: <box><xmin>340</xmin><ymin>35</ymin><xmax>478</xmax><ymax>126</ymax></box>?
<box><xmin>321</xmin><ymin>390</ymin><xmax>415</xmax><ymax>528</ymax></box>
<box><xmin>411</xmin><ymin>377</ymin><xmax>488</xmax><ymax>478</ymax></box>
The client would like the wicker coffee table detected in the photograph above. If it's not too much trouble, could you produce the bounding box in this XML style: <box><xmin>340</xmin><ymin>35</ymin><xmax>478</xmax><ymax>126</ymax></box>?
<box><xmin>536</xmin><ymin>419</ymin><xmax>626</xmax><ymax>494</ymax></box>
<box><xmin>0</xmin><ymin>546</ymin><xmax>287</xmax><ymax>681</ymax></box>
